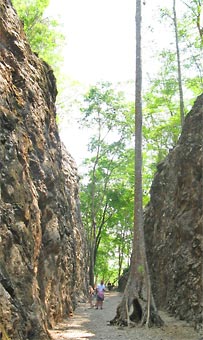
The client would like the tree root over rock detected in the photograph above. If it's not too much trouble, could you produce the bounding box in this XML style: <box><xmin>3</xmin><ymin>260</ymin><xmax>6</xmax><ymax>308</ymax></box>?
<box><xmin>110</xmin><ymin>295</ymin><xmax>164</xmax><ymax>328</ymax></box>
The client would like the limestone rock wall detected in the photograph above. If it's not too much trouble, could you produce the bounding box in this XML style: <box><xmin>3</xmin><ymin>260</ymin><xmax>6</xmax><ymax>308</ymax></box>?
<box><xmin>144</xmin><ymin>94</ymin><xmax>203</xmax><ymax>327</ymax></box>
<box><xmin>0</xmin><ymin>1</ymin><xmax>88</xmax><ymax>339</ymax></box>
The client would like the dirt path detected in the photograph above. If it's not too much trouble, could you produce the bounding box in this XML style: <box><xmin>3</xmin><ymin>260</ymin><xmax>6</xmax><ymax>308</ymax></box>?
<box><xmin>49</xmin><ymin>291</ymin><xmax>202</xmax><ymax>340</ymax></box>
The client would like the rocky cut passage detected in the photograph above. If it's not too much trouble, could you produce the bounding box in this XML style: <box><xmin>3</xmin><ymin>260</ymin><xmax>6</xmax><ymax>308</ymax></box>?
<box><xmin>0</xmin><ymin>0</ymin><xmax>88</xmax><ymax>339</ymax></box>
<box><xmin>144</xmin><ymin>93</ymin><xmax>203</xmax><ymax>329</ymax></box>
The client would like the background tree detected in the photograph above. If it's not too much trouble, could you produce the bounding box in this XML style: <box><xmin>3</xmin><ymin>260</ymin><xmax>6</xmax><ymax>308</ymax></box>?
<box><xmin>12</xmin><ymin>0</ymin><xmax>64</xmax><ymax>77</ymax></box>
<box><xmin>159</xmin><ymin>2</ymin><xmax>185</xmax><ymax>127</ymax></box>
<box><xmin>173</xmin><ymin>0</ymin><xmax>185</xmax><ymax>126</ymax></box>
<box><xmin>181</xmin><ymin>0</ymin><xmax>203</xmax><ymax>42</ymax></box>
<box><xmin>79</xmin><ymin>82</ymin><xmax>134</xmax><ymax>286</ymax></box>
<box><xmin>140</xmin><ymin>0</ymin><xmax>203</xmax><ymax>179</ymax></box>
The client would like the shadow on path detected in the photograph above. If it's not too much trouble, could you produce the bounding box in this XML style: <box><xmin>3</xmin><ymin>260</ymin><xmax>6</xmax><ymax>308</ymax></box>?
<box><xmin>49</xmin><ymin>291</ymin><xmax>201</xmax><ymax>340</ymax></box>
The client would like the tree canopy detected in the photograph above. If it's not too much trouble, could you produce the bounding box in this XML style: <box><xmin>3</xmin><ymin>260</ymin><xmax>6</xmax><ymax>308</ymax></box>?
<box><xmin>79</xmin><ymin>82</ymin><xmax>134</xmax><ymax>285</ymax></box>
<box><xmin>78</xmin><ymin>0</ymin><xmax>203</xmax><ymax>287</ymax></box>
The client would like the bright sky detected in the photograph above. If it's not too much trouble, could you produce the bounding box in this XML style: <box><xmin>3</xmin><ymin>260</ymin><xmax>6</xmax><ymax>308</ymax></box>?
<box><xmin>48</xmin><ymin>0</ymin><xmax>136</xmax><ymax>83</ymax></box>
<box><xmin>47</xmin><ymin>0</ymin><xmax>182</xmax><ymax>84</ymax></box>
<box><xmin>46</xmin><ymin>0</ymin><xmax>184</xmax><ymax>166</ymax></box>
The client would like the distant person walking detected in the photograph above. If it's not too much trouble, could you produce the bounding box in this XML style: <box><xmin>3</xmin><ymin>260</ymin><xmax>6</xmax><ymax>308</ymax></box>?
<box><xmin>95</xmin><ymin>280</ymin><xmax>105</xmax><ymax>310</ymax></box>
<box><xmin>88</xmin><ymin>285</ymin><xmax>95</xmax><ymax>307</ymax></box>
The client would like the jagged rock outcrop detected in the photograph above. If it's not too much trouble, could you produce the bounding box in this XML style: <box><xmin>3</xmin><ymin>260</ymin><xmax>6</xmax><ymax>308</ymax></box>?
<box><xmin>144</xmin><ymin>94</ymin><xmax>203</xmax><ymax>328</ymax></box>
<box><xmin>0</xmin><ymin>1</ymin><xmax>88</xmax><ymax>339</ymax></box>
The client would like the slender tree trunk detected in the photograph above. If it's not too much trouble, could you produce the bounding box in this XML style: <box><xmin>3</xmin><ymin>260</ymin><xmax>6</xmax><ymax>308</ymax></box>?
<box><xmin>110</xmin><ymin>0</ymin><xmax>163</xmax><ymax>327</ymax></box>
<box><xmin>173</xmin><ymin>0</ymin><xmax>185</xmax><ymax>127</ymax></box>
<box><xmin>89</xmin><ymin>244</ymin><xmax>95</xmax><ymax>287</ymax></box>
<box><xmin>88</xmin><ymin>124</ymin><xmax>101</xmax><ymax>286</ymax></box>
<box><xmin>118</xmin><ymin>244</ymin><xmax>122</xmax><ymax>280</ymax></box>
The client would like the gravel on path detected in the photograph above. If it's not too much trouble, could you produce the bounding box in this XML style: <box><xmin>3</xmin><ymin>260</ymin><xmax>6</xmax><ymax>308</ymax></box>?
<box><xmin>49</xmin><ymin>291</ymin><xmax>202</xmax><ymax>340</ymax></box>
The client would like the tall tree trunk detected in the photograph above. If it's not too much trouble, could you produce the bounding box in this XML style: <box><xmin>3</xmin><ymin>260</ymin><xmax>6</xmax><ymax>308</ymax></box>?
<box><xmin>173</xmin><ymin>0</ymin><xmax>185</xmax><ymax>127</ymax></box>
<box><xmin>88</xmin><ymin>128</ymin><xmax>101</xmax><ymax>286</ymax></box>
<box><xmin>110</xmin><ymin>0</ymin><xmax>163</xmax><ymax>327</ymax></box>
<box><xmin>89</xmin><ymin>245</ymin><xmax>95</xmax><ymax>287</ymax></box>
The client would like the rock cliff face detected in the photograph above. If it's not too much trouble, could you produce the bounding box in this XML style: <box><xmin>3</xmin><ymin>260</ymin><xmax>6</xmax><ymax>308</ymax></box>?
<box><xmin>0</xmin><ymin>1</ymin><xmax>87</xmax><ymax>339</ymax></box>
<box><xmin>144</xmin><ymin>94</ymin><xmax>203</xmax><ymax>327</ymax></box>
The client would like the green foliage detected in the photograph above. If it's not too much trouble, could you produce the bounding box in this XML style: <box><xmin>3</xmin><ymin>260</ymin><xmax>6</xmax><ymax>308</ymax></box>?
<box><xmin>95</xmin><ymin>241</ymin><xmax>119</xmax><ymax>283</ymax></box>
<box><xmin>142</xmin><ymin>59</ymin><xmax>182</xmax><ymax>195</ymax></box>
<box><xmin>142</xmin><ymin>0</ymin><xmax>203</xmax><ymax>174</ymax></box>
<box><xmin>12</xmin><ymin>0</ymin><xmax>64</xmax><ymax>75</ymax></box>
<box><xmin>81</xmin><ymin>82</ymin><xmax>133</xmax><ymax>141</ymax></box>
<box><xmin>159</xmin><ymin>2</ymin><xmax>203</xmax><ymax>96</ymax></box>
<box><xmin>140</xmin><ymin>0</ymin><xmax>203</xmax><ymax>202</ymax></box>
<box><xmin>79</xmin><ymin>82</ymin><xmax>134</xmax><ymax>282</ymax></box>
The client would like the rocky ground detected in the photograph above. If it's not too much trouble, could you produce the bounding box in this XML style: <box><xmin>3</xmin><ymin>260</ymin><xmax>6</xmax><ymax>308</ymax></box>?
<box><xmin>49</xmin><ymin>291</ymin><xmax>202</xmax><ymax>340</ymax></box>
